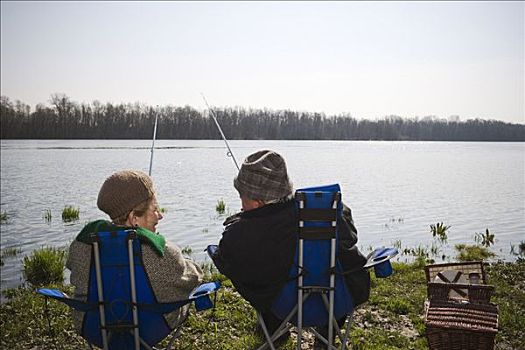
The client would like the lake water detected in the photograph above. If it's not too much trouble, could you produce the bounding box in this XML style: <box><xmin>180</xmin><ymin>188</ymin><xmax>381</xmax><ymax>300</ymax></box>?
<box><xmin>1</xmin><ymin>140</ymin><xmax>524</xmax><ymax>292</ymax></box>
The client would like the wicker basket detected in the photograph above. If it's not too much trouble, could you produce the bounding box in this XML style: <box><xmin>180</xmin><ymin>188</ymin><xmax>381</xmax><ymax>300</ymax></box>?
<box><xmin>428</xmin><ymin>282</ymin><xmax>495</xmax><ymax>304</ymax></box>
<box><xmin>425</xmin><ymin>261</ymin><xmax>487</xmax><ymax>284</ymax></box>
<box><xmin>424</xmin><ymin>262</ymin><xmax>498</xmax><ymax>350</ymax></box>
<box><xmin>425</xmin><ymin>300</ymin><xmax>498</xmax><ymax>350</ymax></box>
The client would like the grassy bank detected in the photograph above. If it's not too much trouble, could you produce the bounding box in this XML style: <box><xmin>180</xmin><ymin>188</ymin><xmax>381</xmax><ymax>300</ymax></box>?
<box><xmin>1</xmin><ymin>260</ymin><xmax>523</xmax><ymax>350</ymax></box>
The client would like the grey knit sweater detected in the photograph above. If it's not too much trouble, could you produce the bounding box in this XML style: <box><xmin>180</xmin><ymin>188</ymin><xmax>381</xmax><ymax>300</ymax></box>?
<box><xmin>66</xmin><ymin>234</ymin><xmax>203</xmax><ymax>331</ymax></box>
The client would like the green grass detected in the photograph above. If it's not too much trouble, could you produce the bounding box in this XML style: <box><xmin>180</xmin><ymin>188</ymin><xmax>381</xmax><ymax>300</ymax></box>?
<box><xmin>1</xmin><ymin>259</ymin><xmax>523</xmax><ymax>350</ymax></box>
<box><xmin>0</xmin><ymin>285</ymin><xmax>86</xmax><ymax>350</ymax></box>
<box><xmin>23</xmin><ymin>247</ymin><xmax>66</xmax><ymax>286</ymax></box>
<box><xmin>168</xmin><ymin>283</ymin><xmax>265</xmax><ymax>350</ymax></box>
<box><xmin>61</xmin><ymin>205</ymin><xmax>79</xmax><ymax>222</ymax></box>
<box><xmin>215</xmin><ymin>199</ymin><xmax>226</xmax><ymax>215</ymax></box>
<box><xmin>485</xmin><ymin>260</ymin><xmax>525</xmax><ymax>349</ymax></box>
<box><xmin>0</xmin><ymin>211</ymin><xmax>8</xmax><ymax>223</ymax></box>
<box><xmin>359</xmin><ymin>261</ymin><xmax>428</xmax><ymax>349</ymax></box>
<box><xmin>199</xmin><ymin>261</ymin><xmax>223</xmax><ymax>282</ymax></box>
<box><xmin>455</xmin><ymin>243</ymin><xmax>496</xmax><ymax>261</ymax></box>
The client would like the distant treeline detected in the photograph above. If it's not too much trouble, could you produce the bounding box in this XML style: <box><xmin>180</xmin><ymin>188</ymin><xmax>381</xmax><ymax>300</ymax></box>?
<box><xmin>1</xmin><ymin>94</ymin><xmax>524</xmax><ymax>141</ymax></box>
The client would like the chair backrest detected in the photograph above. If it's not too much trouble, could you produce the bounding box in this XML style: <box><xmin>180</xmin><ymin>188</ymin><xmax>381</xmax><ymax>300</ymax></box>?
<box><xmin>82</xmin><ymin>230</ymin><xmax>174</xmax><ymax>350</ymax></box>
<box><xmin>271</xmin><ymin>184</ymin><xmax>354</xmax><ymax>327</ymax></box>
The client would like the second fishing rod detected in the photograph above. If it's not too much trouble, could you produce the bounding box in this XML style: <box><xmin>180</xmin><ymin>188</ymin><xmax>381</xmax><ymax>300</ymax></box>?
<box><xmin>201</xmin><ymin>93</ymin><xmax>240</xmax><ymax>171</ymax></box>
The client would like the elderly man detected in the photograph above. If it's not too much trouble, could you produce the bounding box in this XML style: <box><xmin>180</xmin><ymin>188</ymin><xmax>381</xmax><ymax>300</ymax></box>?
<box><xmin>211</xmin><ymin>150</ymin><xmax>370</xmax><ymax>349</ymax></box>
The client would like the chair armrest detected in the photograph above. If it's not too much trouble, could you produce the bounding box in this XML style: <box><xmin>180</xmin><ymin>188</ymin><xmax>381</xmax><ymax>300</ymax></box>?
<box><xmin>190</xmin><ymin>281</ymin><xmax>221</xmax><ymax>298</ymax></box>
<box><xmin>363</xmin><ymin>247</ymin><xmax>398</xmax><ymax>278</ymax></box>
<box><xmin>36</xmin><ymin>288</ymin><xmax>97</xmax><ymax>312</ymax></box>
<box><xmin>206</xmin><ymin>245</ymin><xmax>218</xmax><ymax>259</ymax></box>
<box><xmin>139</xmin><ymin>281</ymin><xmax>221</xmax><ymax>313</ymax></box>
<box><xmin>363</xmin><ymin>247</ymin><xmax>398</xmax><ymax>268</ymax></box>
<box><xmin>189</xmin><ymin>281</ymin><xmax>221</xmax><ymax>311</ymax></box>
<box><xmin>37</xmin><ymin>288</ymin><xmax>68</xmax><ymax>299</ymax></box>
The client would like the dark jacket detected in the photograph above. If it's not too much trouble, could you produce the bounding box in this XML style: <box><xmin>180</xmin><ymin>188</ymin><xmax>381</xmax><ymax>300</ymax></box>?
<box><xmin>212</xmin><ymin>198</ymin><xmax>370</xmax><ymax>313</ymax></box>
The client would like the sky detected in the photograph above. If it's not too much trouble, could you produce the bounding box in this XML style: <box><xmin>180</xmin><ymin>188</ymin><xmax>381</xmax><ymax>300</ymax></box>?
<box><xmin>1</xmin><ymin>1</ymin><xmax>524</xmax><ymax>124</ymax></box>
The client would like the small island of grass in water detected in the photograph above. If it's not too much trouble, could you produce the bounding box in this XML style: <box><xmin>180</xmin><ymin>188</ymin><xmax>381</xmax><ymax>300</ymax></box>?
<box><xmin>216</xmin><ymin>199</ymin><xmax>226</xmax><ymax>214</ymax></box>
<box><xmin>61</xmin><ymin>205</ymin><xmax>79</xmax><ymax>222</ymax></box>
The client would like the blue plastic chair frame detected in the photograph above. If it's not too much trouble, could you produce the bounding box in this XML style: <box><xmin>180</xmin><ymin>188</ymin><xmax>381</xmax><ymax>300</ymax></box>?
<box><xmin>37</xmin><ymin>230</ymin><xmax>220</xmax><ymax>350</ymax></box>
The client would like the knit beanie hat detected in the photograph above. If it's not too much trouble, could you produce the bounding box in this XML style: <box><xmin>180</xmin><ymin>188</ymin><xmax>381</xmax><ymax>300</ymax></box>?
<box><xmin>97</xmin><ymin>170</ymin><xmax>155</xmax><ymax>220</ymax></box>
<box><xmin>234</xmin><ymin>150</ymin><xmax>293</xmax><ymax>201</ymax></box>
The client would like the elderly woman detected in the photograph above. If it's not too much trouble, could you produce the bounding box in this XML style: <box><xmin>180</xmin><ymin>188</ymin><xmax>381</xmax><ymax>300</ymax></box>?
<box><xmin>66</xmin><ymin>170</ymin><xmax>202</xmax><ymax>331</ymax></box>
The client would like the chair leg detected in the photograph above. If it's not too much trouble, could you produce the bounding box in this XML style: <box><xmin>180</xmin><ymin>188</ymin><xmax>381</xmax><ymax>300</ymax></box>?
<box><xmin>137</xmin><ymin>335</ymin><xmax>155</xmax><ymax>350</ymax></box>
<box><xmin>256</xmin><ymin>313</ymin><xmax>277</xmax><ymax>350</ymax></box>
<box><xmin>165</xmin><ymin>307</ymin><xmax>190</xmax><ymax>350</ymax></box>
<box><xmin>165</xmin><ymin>325</ymin><xmax>184</xmax><ymax>350</ymax></box>
<box><xmin>317</xmin><ymin>293</ymin><xmax>356</xmax><ymax>349</ymax></box>
<box><xmin>311</xmin><ymin>328</ymin><xmax>339</xmax><ymax>350</ymax></box>
<box><xmin>319</xmin><ymin>293</ymin><xmax>350</xmax><ymax>349</ymax></box>
<box><xmin>340</xmin><ymin>311</ymin><xmax>353</xmax><ymax>349</ymax></box>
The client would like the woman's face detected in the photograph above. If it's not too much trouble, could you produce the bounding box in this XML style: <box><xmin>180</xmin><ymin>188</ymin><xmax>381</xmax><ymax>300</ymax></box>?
<box><xmin>131</xmin><ymin>197</ymin><xmax>163</xmax><ymax>232</ymax></box>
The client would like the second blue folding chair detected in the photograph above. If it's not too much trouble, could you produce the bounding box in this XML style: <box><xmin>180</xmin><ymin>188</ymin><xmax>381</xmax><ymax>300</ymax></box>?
<box><xmin>258</xmin><ymin>184</ymin><xmax>397</xmax><ymax>350</ymax></box>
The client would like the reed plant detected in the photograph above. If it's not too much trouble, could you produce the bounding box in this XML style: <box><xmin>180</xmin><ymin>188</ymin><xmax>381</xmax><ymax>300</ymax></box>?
<box><xmin>61</xmin><ymin>205</ymin><xmax>79</xmax><ymax>222</ymax></box>
<box><xmin>510</xmin><ymin>241</ymin><xmax>525</xmax><ymax>258</ymax></box>
<box><xmin>23</xmin><ymin>247</ymin><xmax>66</xmax><ymax>286</ymax></box>
<box><xmin>216</xmin><ymin>199</ymin><xmax>226</xmax><ymax>214</ymax></box>
<box><xmin>0</xmin><ymin>246</ymin><xmax>22</xmax><ymax>267</ymax></box>
<box><xmin>429</xmin><ymin>222</ymin><xmax>449</xmax><ymax>243</ymax></box>
<box><xmin>0</xmin><ymin>211</ymin><xmax>7</xmax><ymax>223</ymax></box>
<box><xmin>475</xmin><ymin>228</ymin><xmax>495</xmax><ymax>247</ymax></box>
<box><xmin>43</xmin><ymin>209</ymin><xmax>52</xmax><ymax>223</ymax></box>
<box><xmin>1</xmin><ymin>246</ymin><xmax>22</xmax><ymax>258</ymax></box>
<box><xmin>181</xmin><ymin>246</ymin><xmax>193</xmax><ymax>257</ymax></box>
<box><xmin>510</xmin><ymin>241</ymin><xmax>525</xmax><ymax>260</ymax></box>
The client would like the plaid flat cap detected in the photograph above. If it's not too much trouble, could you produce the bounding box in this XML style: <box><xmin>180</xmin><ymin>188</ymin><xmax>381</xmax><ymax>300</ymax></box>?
<box><xmin>234</xmin><ymin>150</ymin><xmax>293</xmax><ymax>201</ymax></box>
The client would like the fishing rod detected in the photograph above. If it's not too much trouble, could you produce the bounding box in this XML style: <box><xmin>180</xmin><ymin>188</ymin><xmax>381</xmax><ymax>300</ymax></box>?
<box><xmin>148</xmin><ymin>113</ymin><xmax>158</xmax><ymax>176</ymax></box>
<box><xmin>200</xmin><ymin>93</ymin><xmax>240</xmax><ymax>171</ymax></box>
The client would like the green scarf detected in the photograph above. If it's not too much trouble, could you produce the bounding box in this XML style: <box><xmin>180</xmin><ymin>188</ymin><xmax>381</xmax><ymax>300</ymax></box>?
<box><xmin>75</xmin><ymin>219</ymin><xmax>166</xmax><ymax>257</ymax></box>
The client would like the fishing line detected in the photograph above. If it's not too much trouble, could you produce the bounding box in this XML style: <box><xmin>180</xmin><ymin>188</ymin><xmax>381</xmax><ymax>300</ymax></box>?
<box><xmin>200</xmin><ymin>93</ymin><xmax>240</xmax><ymax>170</ymax></box>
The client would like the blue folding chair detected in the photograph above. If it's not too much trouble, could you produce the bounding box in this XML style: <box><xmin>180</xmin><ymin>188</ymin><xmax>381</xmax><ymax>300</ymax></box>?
<box><xmin>37</xmin><ymin>230</ymin><xmax>221</xmax><ymax>350</ymax></box>
<box><xmin>254</xmin><ymin>184</ymin><xmax>397</xmax><ymax>350</ymax></box>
